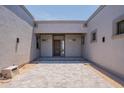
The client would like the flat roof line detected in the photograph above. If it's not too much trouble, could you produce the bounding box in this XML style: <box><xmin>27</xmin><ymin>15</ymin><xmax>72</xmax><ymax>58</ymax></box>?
<box><xmin>86</xmin><ymin>5</ymin><xmax>106</xmax><ymax>24</ymax></box>
<box><xmin>21</xmin><ymin>5</ymin><xmax>105</xmax><ymax>24</ymax></box>
<box><xmin>20</xmin><ymin>5</ymin><xmax>34</xmax><ymax>20</ymax></box>
<box><xmin>35</xmin><ymin>20</ymin><xmax>85</xmax><ymax>24</ymax></box>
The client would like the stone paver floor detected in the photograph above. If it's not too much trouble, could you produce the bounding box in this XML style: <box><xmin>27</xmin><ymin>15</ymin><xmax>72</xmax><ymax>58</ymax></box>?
<box><xmin>0</xmin><ymin>61</ymin><xmax>122</xmax><ymax>88</ymax></box>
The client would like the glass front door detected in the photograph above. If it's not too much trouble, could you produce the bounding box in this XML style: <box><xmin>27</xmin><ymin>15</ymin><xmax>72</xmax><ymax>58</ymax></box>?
<box><xmin>53</xmin><ymin>35</ymin><xmax>65</xmax><ymax>57</ymax></box>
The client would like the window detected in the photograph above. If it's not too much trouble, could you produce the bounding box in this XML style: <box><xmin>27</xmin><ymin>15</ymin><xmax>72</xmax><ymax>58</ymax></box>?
<box><xmin>112</xmin><ymin>14</ymin><xmax>124</xmax><ymax>39</ymax></box>
<box><xmin>36</xmin><ymin>35</ymin><xmax>40</xmax><ymax>49</ymax></box>
<box><xmin>34</xmin><ymin>23</ymin><xmax>38</xmax><ymax>28</ymax></box>
<box><xmin>81</xmin><ymin>35</ymin><xmax>85</xmax><ymax>45</ymax></box>
<box><xmin>92</xmin><ymin>32</ymin><xmax>96</xmax><ymax>41</ymax></box>
<box><xmin>91</xmin><ymin>30</ymin><xmax>97</xmax><ymax>42</ymax></box>
<box><xmin>117</xmin><ymin>20</ymin><xmax>124</xmax><ymax>35</ymax></box>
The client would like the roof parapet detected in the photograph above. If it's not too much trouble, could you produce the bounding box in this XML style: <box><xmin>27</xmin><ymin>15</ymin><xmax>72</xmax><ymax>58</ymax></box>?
<box><xmin>20</xmin><ymin>5</ymin><xmax>105</xmax><ymax>25</ymax></box>
<box><xmin>86</xmin><ymin>5</ymin><xmax>106</xmax><ymax>24</ymax></box>
<box><xmin>20</xmin><ymin>5</ymin><xmax>34</xmax><ymax>20</ymax></box>
<box><xmin>35</xmin><ymin>20</ymin><xmax>85</xmax><ymax>24</ymax></box>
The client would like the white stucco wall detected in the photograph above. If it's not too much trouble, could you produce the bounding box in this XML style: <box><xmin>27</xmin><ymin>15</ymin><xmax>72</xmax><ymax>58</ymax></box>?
<box><xmin>40</xmin><ymin>35</ymin><xmax>53</xmax><ymax>57</ymax></box>
<box><xmin>0</xmin><ymin>6</ymin><xmax>38</xmax><ymax>70</ymax></box>
<box><xmin>65</xmin><ymin>35</ymin><xmax>81</xmax><ymax>57</ymax></box>
<box><xmin>34</xmin><ymin>21</ymin><xmax>87</xmax><ymax>33</ymax></box>
<box><xmin>83</xmin><ymin>6</ymin><xmax>124</xmax><ymax>79</ymax></box>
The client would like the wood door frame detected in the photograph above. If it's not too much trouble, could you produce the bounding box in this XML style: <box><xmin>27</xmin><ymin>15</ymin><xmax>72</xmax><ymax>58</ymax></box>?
<box><xmin>52</xmin><ymin>34</ymin><xmax>65</xmax><ymax>57</ymax></box>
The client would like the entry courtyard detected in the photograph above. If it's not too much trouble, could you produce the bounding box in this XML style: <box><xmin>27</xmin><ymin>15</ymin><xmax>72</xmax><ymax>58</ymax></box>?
<box><xmin>0</xmin><ymin>60</ymin><xmax>122</xmax><ymax>88</ymax></box>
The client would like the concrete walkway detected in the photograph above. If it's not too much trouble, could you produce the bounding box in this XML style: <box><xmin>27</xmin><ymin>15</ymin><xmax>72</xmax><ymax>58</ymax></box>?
<box><xmin>0</xmin><ymin>61</ymin><xmax>122</xmax><ymax>88</ymax></box>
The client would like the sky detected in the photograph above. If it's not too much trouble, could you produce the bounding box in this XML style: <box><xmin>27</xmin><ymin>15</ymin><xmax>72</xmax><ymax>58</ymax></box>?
<box><xmin>26</xmin><ymin>5</ymin><xmax>99</xmax><ymax>20</ymax></box>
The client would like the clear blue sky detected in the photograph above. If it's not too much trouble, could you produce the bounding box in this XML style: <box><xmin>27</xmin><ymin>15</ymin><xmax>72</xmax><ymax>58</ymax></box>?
<box><xmin>26</xmin><ymin>5</ymin><xmax>99</xmax><ymax>20</ymax></box>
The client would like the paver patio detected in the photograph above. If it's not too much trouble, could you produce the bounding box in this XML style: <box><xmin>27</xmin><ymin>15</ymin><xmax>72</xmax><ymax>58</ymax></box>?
<box><xmin>0</xmin><ymin>61</ymin><xmax>122</xmax><ymax>88</ymax></box>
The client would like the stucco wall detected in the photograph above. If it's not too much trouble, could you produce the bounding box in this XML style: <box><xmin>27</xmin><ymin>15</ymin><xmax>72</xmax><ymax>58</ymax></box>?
<box><xmin>83</xmin><ymin>6</ymin><xmax>124</xmax><ymax>79</ymax></box>
<box><xmin>40</xmin><ymin>35</ymin><xmax>53</xmax><ymax>57</ymax></box>
<box><xmin>40</xmin><ymin>34</ymin><xmax>82</xmax><ymax>57</ymax></box>
<box><xmin>65</xmin><ymin>35</ymin><xmax>81</xmax><ymax>57</ymax></box>
<box><xmin>2</xmin><ymin>5</ymin><xmax>124</xmax><ymax>80</ymax></box>
<box><xmin>34</xmin><ymin>21</ymin><xmax>87</xmax><ymax>33</ymax></box>
<box><xmin>4</xmin><ymin>5</ymin><xmax>34</xmax><ymax>26</ymax></box>
<box><xmin>0</xmin><ymin>6</ymin><xmax>38</xmax><ymax>70</ymax></box>
<box><xmin>30</xmin><ymin>33</ymin><xmax>41</xmax><ymax>61</ymax></box>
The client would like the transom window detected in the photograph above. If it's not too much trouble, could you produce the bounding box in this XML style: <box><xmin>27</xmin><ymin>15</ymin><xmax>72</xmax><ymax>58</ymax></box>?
<box><xmin>117</xmin><ymin>20</ymin><xmax>124</xmax><ymax>35</ymax></box>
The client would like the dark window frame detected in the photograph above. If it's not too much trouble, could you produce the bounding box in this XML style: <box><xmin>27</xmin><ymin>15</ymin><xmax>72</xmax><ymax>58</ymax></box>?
<box><xmin>91</xmin><ymin>30</ymin><xmax>97</xmax><ymax>43</ymax></box>
<box><xmin>117</xmin><ymin>20</ymin><xmax>124</xmax><ymax>35</ymax></box>
<box><xmin>92</xmin><ymin>32</ymin><xmax>96</xmax><ymax>41</ymax></box>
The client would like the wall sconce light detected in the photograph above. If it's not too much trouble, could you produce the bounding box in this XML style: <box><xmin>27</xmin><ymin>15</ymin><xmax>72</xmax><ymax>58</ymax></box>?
<box><xmin>16</xmin><ymin>37</ymin><xmax>19</xmax><ymax>43</ymax></box>
<box><xmin>102</xmin><ymin>36</ymin><xmax>105</xmax><ymax>43</ymax></box>
<box><xmin>15</xmin><ymin>37</ymin><xmax>19</xmax><ymax>52</ymax></box>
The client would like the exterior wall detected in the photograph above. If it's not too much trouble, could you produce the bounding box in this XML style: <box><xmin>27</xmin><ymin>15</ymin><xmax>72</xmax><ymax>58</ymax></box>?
<box><xmin>34</xmin><ymin>21</ymin><xmax>87</xmax><ymax>33</ymax></box>
<box><xmin>40</xmin><ymin>35</ymin><xmax>53</xmax><ymax>57</ymax></box>
<box><xmin>83</xmin><ymin>6</ymin><xmax>124</xmax><ymax>79</ymax></box>
<box><xmin>0</xmin><ymin>6</ymin><xmax>39</xmax><ymax>70</ymax></box>
<box><xmin>40</xmin><ymin>34</ymin><xmax>82</xmax><ymax>57</ymax></box>
<box><xmin>65</xmin><ymin>35</ymin><xmax>81</xmax><ymax>57</ymax></box>
<box><xmin>30</xmin><ymin>33</ymin><xmax>41</xmax><ymax>60</ymax></box>
<box><xmin>2</xmin><ymin>5</ymin><xmax>124</xmax><ymax>80</ymax></box>
<box><xmin>4</xmin><ymin>5</ymin><xmax>34</xmax><ymax>26</ymax></box>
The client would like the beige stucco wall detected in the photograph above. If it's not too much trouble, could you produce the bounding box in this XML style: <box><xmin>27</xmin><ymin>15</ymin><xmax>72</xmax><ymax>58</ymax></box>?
<box><xmin>0</xmin><ymin>6</ymin><xmax>39</xmax><ymax>70</ymax></box>
<box><xmin>83</xmin><ymin>6</ymin><xmax>124</xmax><ymax>79</ymax></box>
<box><xmin>65</xmin><ymin>35</ymin><xmax>81</xmax><ymax>57</ymax></box>
<box><xmin>40</xmin><ymin>35</ymin><xmax>53</xmax><ymax>57</ymax></box>
<box><xmin>34</xmin><ymin>21</ymin><xmax>87</xmax><ymax>33</ymax></box>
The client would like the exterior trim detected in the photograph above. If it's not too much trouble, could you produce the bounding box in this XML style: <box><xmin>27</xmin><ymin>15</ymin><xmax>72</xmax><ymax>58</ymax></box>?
<box><xmin>112</xmin><ymin>34</ymin><xmax>124</xmax><ymax>39</ymax></box>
